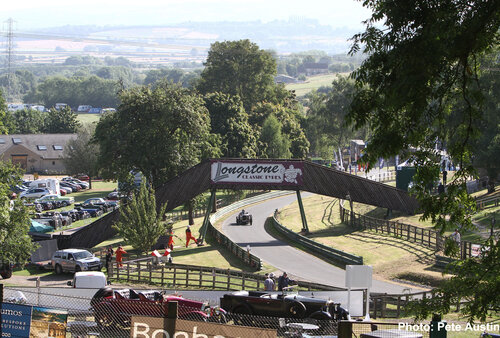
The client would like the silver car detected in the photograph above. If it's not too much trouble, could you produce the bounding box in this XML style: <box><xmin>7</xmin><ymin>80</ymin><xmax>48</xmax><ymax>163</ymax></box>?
<box><xmin>51</xmin><ymin>249</ymin><xmax>102</xmax><ymax>274</ymax></box>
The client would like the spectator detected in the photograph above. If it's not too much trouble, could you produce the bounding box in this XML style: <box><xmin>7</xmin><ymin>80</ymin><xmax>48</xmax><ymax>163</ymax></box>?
<box><xmin>105</xmin><ymin>246</ymin><xmax>114</xmax><ymax>273</ymax></box>
<box><xmin>264</xmin><ymin>273</ymin><xmax>275</xmax><ymax>291</ymax></box>
<box><xmin>451</xmin><ymin>229</ymin><xmax>461</xmax><ymax>244</ymax></box>
<box><xmin>277</xmin><ymin>272</ymin><xmax>295</xmax><ymax>291</ymax></box>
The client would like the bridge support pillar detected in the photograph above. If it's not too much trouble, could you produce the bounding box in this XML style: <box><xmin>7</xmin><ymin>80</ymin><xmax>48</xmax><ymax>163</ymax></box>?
<box><xmin>296</xmin><ymin>190</ymin><xmax>310</xmax><ymax>234</ymax></box>
<box><xmin>198</xmin><ymin>189</ymin><xmax>216</xmax><ymax>245</ymax></box>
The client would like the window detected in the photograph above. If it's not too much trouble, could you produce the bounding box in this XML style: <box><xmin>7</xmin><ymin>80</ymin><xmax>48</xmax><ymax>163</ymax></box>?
<box><xmin>37</xmin><ymin>145</ymin><xmax>47</xmax><ymax>151</ymax></box>
<box><xmin>53</xmin><ymin>145</ymin><xmax>63</xmax><ymax>150</ymax></box>
<box><xmin>0</xmin><ymin>138</ymin><xmax>5</xmax><ymax>144</ymax></box>
<box><xmin>52</xmin><ymin>161</ymin><xmax>55</xmax><ymax>165</ymax></box>
<box><xmin>12</xmin><ymin>138</ymin><xmax>22</xmax><ymax>144</ymax></box>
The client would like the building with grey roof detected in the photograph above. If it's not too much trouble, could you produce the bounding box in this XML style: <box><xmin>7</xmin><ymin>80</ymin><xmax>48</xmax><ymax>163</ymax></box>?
<box><xmin>0</xmin><ymin>134</ymin><xmax>77</xmax><ymax>174</ymax></box>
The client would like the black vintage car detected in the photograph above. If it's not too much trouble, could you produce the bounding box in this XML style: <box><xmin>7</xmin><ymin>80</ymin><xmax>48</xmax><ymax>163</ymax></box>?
<box><xmin>236</xmin><ymin>211</ymin><xmax>252</xmax><ymax>225</ymax></box>
<box><xmin>220</xmin><ymin>288</ymin><xmax>348</xmax><ymax>321</ymax></box>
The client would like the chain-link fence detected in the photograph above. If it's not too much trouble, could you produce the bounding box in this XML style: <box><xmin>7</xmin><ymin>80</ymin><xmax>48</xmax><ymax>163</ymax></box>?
<box><xmin>2</xmin><ymin>286</ymin><xmax>340</xmax><ymax>337</ymax></box>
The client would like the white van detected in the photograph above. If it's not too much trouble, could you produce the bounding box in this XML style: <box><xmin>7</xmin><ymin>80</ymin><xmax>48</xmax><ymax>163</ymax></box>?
<box><xmin>67</xmin><ymin>271</ymin><xmax>109</xmax><ymax>288</ymax></box>
<box><xmin>30</xmin><ymin>178</ymin><xmax>60</xmax><ymax>195</ymax></box>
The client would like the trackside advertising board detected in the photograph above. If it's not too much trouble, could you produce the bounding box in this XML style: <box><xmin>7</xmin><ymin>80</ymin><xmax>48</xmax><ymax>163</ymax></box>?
<box><xmin>211</xmin><ymin>160</ymin><xmax>303</xmax><ymax>186</ymax></box>
<box><xmin>131</xmin><ymin>317</ymin><xmax>277</xmax><ymax>338</ymax></box>
<box><xmin>1</xmin><ymin>302</ymin><xmax>67</xmax><ymax>338</ymax></box>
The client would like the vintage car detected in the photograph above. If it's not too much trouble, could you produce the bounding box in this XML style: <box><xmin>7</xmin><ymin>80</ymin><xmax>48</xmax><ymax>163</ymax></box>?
<box><xmin>91</xmin><ymin>288</ymin><xmax>226</xmax><ymax>329</ymax></box>
<box><xmin>220</xmin><ymin>287</ymin><xmax>348</xmax><ymax>322</ymax></box>
<box><xmin>35</xmin><ymin>194</ymin><xmax>75</xmax><ymax>207</ymax></box>
<box><xmin>236</xmin><ymin>211</ymin><xmax>253</xmax><ymax>225</ymax></box>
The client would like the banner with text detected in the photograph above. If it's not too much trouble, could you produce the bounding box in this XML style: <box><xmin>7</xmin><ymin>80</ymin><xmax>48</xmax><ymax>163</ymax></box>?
<box><xmin>211</xmin><ymin>160</ymin><xmax>304</xmax><ymax>186</ymax></box>
<box><xmin>131</xmin><ymin>317</ymin><xmax>277</xmax><ymax>338</ymax></box>
<box><xmin>1</xmin><ymin>302</ymin><xmax>67</xmax><ymax>338</ymax></box>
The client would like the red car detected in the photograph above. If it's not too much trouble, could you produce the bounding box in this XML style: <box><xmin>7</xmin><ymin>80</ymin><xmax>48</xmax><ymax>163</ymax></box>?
<box><xmin>91</xmin><ymin>288</ymin><xmax>226</xmax><ymax>329</ymax></box>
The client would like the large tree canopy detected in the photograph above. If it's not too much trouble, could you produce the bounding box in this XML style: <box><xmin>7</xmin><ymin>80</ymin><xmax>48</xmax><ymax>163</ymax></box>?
<box><xmin>0</xmin><ymin>161</ymin><xmax>35</xmax><ymax>265</ymax></box>
<box><xmin>94</xmin><ymin>82</ymin><xmax>220</xmax><ymax>189</ymax></box>
<box><xmin>348</xmin><ymin>0</ymin><xmax>500</xmax><ymax>322</ymax></box>
<box><xmin>197</xmin><ymin>39</ymin><xmax>277</xmax><ymax>111</ymax></box>
<box><xmin>203</xmin><ymin>92</ymin><xmax>257</xmax><ymax>158</ymax></box>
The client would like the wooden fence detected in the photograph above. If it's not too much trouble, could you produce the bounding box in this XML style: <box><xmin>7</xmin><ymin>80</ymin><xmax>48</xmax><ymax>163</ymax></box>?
<box><xmin>339</xmin><ymin>201</ymin><xmax>478</xmax><ymax>259</ymax></box>
<box><xmin>107</xmin><ymin>258</ymin><xmax>340</xmax><ymax>291</ymax></box>
<box><xmin>369</xmin><ymin>291</ymin><xmax>464</xmax><ymax>319</ymax></box>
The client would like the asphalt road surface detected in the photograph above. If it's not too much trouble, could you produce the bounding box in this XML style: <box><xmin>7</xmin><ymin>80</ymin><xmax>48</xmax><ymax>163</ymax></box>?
<box><xmin>222</xmin><ymin>193</ymin><xmax>425</xmax><ymax>294</ymax></box>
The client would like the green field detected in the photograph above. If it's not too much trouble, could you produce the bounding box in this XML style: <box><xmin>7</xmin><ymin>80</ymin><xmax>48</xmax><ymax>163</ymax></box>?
<box><xmin>285</xmin><ymin>73</ymin><xmax>349</xmax><ymax>97</ymax></box>
<box><xmin>77</xmin><ymin>113</ymin><xmax>101</xmax><ymax>125</ymax></box>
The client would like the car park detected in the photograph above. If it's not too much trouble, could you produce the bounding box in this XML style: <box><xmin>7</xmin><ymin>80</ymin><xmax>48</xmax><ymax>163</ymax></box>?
<box><xmin>20</xmin><ymin>187</ymin><xmax>51</xmax><ymax>199</ymax></box>
<box><xmin>91</xmin><ymin>288</ymin><xmax>226</xmax><ymax>329</ymax></box>
<box><xmin>51</xmin><ymin>249</ymin><xmax>102</xmax><ymax>274</ymax></box>
<box><xmin>35</xmin><ymin>194</ymin><xmax>74</xmax><ymax>207</ymax></box>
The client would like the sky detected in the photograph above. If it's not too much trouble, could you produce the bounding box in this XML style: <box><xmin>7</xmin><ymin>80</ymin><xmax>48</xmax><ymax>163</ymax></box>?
<box><xmin>1</xmin><ymin>0</ymin><xmax>372</xmax><ymax>31</ymax></box>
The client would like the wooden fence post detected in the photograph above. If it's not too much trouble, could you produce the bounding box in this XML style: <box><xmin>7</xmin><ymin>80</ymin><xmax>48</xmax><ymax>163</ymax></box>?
<box><xmin>161</xmin><ymin>265</ymin><xmax>165</xmax><ymax>286</ymax></box>
<box><xmin>227</xmin><ymin>269</ymin><xmax>231</xmax><ymax>290</ymax></box>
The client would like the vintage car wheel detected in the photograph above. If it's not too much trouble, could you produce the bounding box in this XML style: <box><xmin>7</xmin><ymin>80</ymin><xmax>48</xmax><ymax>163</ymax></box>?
<box><xmin>54</xmin><ymin>264</ymin><xmax>63</xmax><ymax>275</ymax></box>
<box><xmin>209</xmin><ymin>312</ymin><xmax>227</xmax><ymax>324</ymax></box>
<box><xmin>0</xmin><ymin>269</ymin><xmax>12</xmax><ymax>279</ymax></box>
<box><xmin>95</xmin><ymin>313</ymin><xmax>116</xmax><ymax>329</ymax></box>
<box><xmin>288</xmin><ymin>301</ymin><xmax>307</xmax><ymax>319</ymax></box>
<box><xmin>231</xmin><ymin>304</ymin><xmax>253</xmax><ymax>326</ymax></box>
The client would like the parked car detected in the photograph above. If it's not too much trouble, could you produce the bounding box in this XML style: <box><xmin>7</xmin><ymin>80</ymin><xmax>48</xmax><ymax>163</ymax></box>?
<box><xmin>51</xmin><ymin>249</ymin><xmax>102</xmax><ymax>274</ymax></box>
<box><xmin>59</xmin><ymin>189</ymin><xmax>67</xmax><ymax>196</ymax></box>
<box><xmin>67</xmin><ymin>271</ymin><xmax>110</xmax><ymax>288</ymax></box>
<box><xmin>62</xmin><ymin>177</ymin><xmax>89</xmax><ymax>189</ymax></box>
<box><xmin>60</xmin><ymin>186</ymin><xmax>73</xmax><ymax>194</ymax></box>
<box><xmin>60</xmin><ymin>181</ymin><xmax>81</xmax><ymax>192</ymax></box>
<box><xmin>91</xmin><ymin>288</ymin><xmax>226</xmax><ymax>329</ymax></box>
<box><xmin>75</xmin><ymin>206</ymin><xmax>103</xmax><ymax>217</ymax></box>
<box><xmin>82</xmin><ymin>198</ymin><xmax>119</xmax><ymax>211</ymax></box>
<box><xmin>20</xmin><ymin>187</ymin><xmax>50</xmax><ymax>199</ymax></box>
<box><xmin>75</xmin><ymin>174</ymin><xmax>90</xmax><ymax>181</ymax></box>
<box><xmin>35</xmin><ymin>194</ymin><xmax>74</xmax><ymax>207</ymax></box>
<box><xmin>220</xmin><ymin>288</ymin><xmax>348</xmax><ymax>325</ymax></box>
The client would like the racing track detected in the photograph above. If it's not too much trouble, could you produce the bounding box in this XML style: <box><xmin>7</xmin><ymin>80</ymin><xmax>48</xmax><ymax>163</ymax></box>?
<box><xmin>222</xmin><ymin>193</ymin><xmax>426</xmax><ymax>294</ymax></box>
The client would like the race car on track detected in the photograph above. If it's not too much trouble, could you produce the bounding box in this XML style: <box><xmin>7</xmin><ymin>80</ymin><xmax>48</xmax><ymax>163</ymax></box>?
<box><xmin>236</xmin><ymin>210</ymin><xmax>252</xmax><ymax>225</ymax></box>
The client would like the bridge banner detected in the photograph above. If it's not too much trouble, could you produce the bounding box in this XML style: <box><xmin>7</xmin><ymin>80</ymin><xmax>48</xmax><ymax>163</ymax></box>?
<box><xmin>211</xmin><ymin>160</ymin><xmax>304</xmax><ymax>186</ymax></box>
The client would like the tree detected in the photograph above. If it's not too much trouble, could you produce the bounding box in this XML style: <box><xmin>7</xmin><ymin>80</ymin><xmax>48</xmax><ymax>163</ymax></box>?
<box><xmin>44</xmin><ymin>106</ymin><xmax>81</xmax><ymax>133</ymax></box>
<box><xmin>8</xmin><ymin>108</ymin><xmax>47</xmax><ymax>134</ymax></box>
<box><xmin>251</xmin><ymin>101</ymin><xmax>310</xmax><ymax>159</ymax></box>
<box><xmin>203</xmin><ymin>92</ymin><xmax>257</xmax><ymax>158</ymax></box>
<box><xmin>94</xmin><ymin>81</ymin><xmax>220</xmax><ymax>189</ymax></box>
<box><xmin>259</xmin><ymin>114</ymin><xmax>291</xmax><ymax>159</ymax></box>
<box><xmin>64</xmin><ymin>124</ymin><xmax>99</xmax><ymax>189</ymax></box>
<box><xmin>114</xmin><ymin>182</ymin><xmax>168</xmax><ymax>254</ymax></box>
<box><xmin>305</xmin><ymin>76</ymin><xmax>368</xmax><ymax>160</ymax></box>
<box><xmin>0</xmin><ymin>90</ymin><xmax>8</xmax><ymax>134</ymax></box>
<box><xmin>348</xmin><ymin>0</ymin><xmax>500</xmax><ymax>322</ymax></box>
<box><xmin>0</xmin><ymin>161</ymin><xmax>36</xmax><ymax>266</ymax></box>
<box><xmin>198</xmin><ymin>39</ymin><xmax>277</xmax><ymax>111</ymax></box>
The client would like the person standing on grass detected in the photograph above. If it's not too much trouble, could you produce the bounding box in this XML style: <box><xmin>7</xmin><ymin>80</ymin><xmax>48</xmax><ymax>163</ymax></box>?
<box><xmin>277</xmin><ymin>272</ymin><xmax>295</xmax><ymax>291</ymax></box>
<box><xmin>185</xmin><ymin>224</ymin><xmax>198</xmax><ymax>247</ymax></box>
<box><xmin>264</xmin><ymin>273</ymin><xmax>275</xmax><ymax>291</ymax></box>
<box><xmin>115</xmin><ymin>246</ymin><xmax>127</xmax><ymax>268</ymax></box>
<box><xmin>105</xmin><ymin>246</ymin><xmax>114</xmax><ymax>272</ymax></box>
<box><xmin>451</xmin><ymin>229</ymin><xmax>461</xmax><ymax>245</ymax></box>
